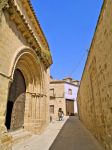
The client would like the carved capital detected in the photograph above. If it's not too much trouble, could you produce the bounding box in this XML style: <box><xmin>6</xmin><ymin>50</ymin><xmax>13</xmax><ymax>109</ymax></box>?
<box><xmin>0</xmin><ymin>0</ymin><xmax>9</xmax><ymax>11</ymax></box>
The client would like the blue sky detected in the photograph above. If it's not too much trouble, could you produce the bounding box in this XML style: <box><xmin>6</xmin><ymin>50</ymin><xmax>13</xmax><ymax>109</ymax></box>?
<box><xmin>31</xmin><ymin>0</ymin><xmax>103</xmax><ymax>80</ymax></box>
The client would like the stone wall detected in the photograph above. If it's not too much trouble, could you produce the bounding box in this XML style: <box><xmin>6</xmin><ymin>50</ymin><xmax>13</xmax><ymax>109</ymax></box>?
<box><xmin>49</xmin><ymin>83</ymin><xmax>66</xmax><ymax>119</ymax></box>
<box><xmin>77</xmin><ymin>1</ymin><xmax>112</xmax><ymax>150</ymax></box>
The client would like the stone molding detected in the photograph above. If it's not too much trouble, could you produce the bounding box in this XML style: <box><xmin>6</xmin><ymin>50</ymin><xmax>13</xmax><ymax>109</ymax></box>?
<box><xmin>0</xmin><ymin>0</ymin><xmax>52</xmax><ymax>68</ymax></box>
<box><xmin>0</xmin><ymin>72</ymin><xmax>12</xmax><ymax>81</ymax></box>
<box><xmin>7</xmin><ymin>0</ymin><xmax>52</xmax><ymax>68</ymax></box>
<box><xmin>0</xmin><ymin>0</ymin><xmax>9</xmax><ymax>22</ymax></box>
<box><xmin>26</xmin><ymin>92</ymin><xmax>47</xmax><ymax>98</ymax></box>
<box><xmin>0</xmin><ymin>0</ymin><xmax>9</xmax><ymax>11</ymax></box>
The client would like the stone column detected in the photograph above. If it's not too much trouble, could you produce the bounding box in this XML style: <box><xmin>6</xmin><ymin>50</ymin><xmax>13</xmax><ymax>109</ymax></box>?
<box><xmin>0</xmin><ymin>74</ymin><xmax>12</xmax><ymax>150</ymax></box>
<box><xmin>24</xmin><ymin>92</ymin><xmax>30</xmax><ymax>131</ymax></box>
<box><xmin>44</xmin><ymin>69</ymin><xmax>50</xmax><ymax>126</ymax></box>
<box><xmin>24</xmin><ymin>92</ymin><xmax>41</xmax><ymax>134</ymax></box>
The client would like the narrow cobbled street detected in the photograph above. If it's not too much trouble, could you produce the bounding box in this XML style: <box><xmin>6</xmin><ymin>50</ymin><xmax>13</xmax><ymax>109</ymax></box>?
<box><xmin>49</xmin><ymin>117</ymin><xmax>104</xmax><ymax>150</ymax></box>
<box><xmin>0</xmin><ymin>1</ymin><xmax>111</xmax><ymax>150</ymax></box>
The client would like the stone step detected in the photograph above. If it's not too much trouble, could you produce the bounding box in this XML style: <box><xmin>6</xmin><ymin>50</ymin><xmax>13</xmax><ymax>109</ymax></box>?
<box><xmin>10</xmin><ymin>129</ymin><xmax>32</xmax><ymax>145</ymax></box>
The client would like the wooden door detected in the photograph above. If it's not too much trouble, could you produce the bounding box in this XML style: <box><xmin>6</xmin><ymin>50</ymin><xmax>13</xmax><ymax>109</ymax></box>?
<box><xmin>5</xmin><ymin>69</ymin><xmax>26</xmax><ymax>131</ymax></box>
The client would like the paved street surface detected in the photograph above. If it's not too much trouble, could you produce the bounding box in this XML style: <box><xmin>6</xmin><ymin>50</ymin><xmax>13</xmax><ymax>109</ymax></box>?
<box><xmin>49</xmin><ymin>116</ymin><xmax>104</xmax><ymax>150</ymax></box>
<box><xmin>12</xmin><ymin>117</ymin><xmax>68</xmax><ymax>150</ymax></box>
<box><xmin>12</xmin><ymin>116</ymin><xmax>104</xmax><ymax>150</ymax></box>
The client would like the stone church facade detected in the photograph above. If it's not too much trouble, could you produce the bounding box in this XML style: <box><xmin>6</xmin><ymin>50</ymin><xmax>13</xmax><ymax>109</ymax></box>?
<box><xmin>0</xmin><ymin>0</ymin><xmax>52</xmax><ymax>149</ymax></box>
<box><xmin>77</xmin><ymin>1</ymin><xmax>112</xmax><ymax>150</ymax></box>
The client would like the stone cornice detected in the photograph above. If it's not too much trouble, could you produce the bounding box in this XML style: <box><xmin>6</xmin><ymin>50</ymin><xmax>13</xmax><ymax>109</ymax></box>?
<box><xmin>6</xmin><ymin>0</ymin><xmax>52</xmax><ymax>68</ymax></box>
<box><xmin>50</xmin><ymin>80</ymin><xmax>79</xmax><ymax>87</ymax></box>
<box><xmin>0</xmin><ymin>72</ymin><xmax>12</xmax><ymax>81</ymax></box>
<box><xmin>22</xmin><ymin>0</ymin><xmax>49</xmax><ymax>50</ymax></box>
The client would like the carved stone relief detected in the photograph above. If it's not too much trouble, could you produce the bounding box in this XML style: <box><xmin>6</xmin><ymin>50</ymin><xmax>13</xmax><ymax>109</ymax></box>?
<box><xmin>0</xmin><ymin>0</ymin><xmax>9</xmax><ymax>21</ymax></box>
<box><xmin>0</xmin><ymin>0</ymin><xmax>9</xmax><ymax>11</ymax></box>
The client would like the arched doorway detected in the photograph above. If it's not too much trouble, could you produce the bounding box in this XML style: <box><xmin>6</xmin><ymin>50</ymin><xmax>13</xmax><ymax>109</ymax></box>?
<box><xmin>5</xmin><ymin>49</ymin><xmax>45</xmax><ymax>133</ymax></box>
<box><xmin>5</xmin><ymin>69</ymin><xmax>26</xmax><ymax>131</ymax></box>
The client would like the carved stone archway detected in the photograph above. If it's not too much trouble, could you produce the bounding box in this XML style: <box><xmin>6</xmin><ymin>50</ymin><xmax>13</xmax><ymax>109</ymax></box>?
<box><xmin>5</xmin><ymin>48</ymin><xmax>46</xmax><ymax>133</ymax></box>
<box><xmin>5</xmin><ymin>69</ymin><xmax>26</xmax><ymax>131</ymax></box>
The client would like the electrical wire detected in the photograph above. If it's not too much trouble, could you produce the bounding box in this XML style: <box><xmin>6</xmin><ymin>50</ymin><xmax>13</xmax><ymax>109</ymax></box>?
<box><xmin>68</xmin><ymin>49</ymin><xmax>88</xmax><ymax>76</ymax></box>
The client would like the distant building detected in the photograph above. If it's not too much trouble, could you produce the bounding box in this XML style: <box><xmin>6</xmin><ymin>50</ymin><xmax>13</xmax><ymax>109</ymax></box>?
<box><xmin>49</xmin><ymin>77</ymin><xmax>79</xmax><ymax>119</ymax></box>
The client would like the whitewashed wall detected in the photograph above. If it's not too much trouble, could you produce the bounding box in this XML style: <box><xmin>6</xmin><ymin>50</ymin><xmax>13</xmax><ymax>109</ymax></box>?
<box><xmin>64</xmin><ymin>83</ymin><xmax>78</xmax><ymax>113</ymax></box>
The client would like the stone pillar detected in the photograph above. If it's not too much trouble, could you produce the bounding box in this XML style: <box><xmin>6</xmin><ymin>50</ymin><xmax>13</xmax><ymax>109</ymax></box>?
<box><xmin>42</xmin><ymin>69</ymin><xmax>50</xmax><ymax>127</ymax></box>
<box><xmin>39</xmin><ymin>95</ymin><xmax>46</xmax><ymax>130</ymax></box>
<box><xmin>0</xmin><ymin>74</ymin><xmax>12</xmax><ymax>150</ymax></box>
<box><xmin>35</xmin><ymin>96</ymin><xmax>41</xmax><ymax>133</ymax></box>
<box><xmin>24</xmin><ymin>92</ymin><xmax>30</xmax><ymax>131</ymax></box>
<box><xmin>31</xmin><ymin>94</ymin><xmax>37</xmax><ymax>133</ymax></box>
<box><xmin>24</xmin><ymin>92</ymin><xmax>34</xmax><ymax>132</ymax></box>
<box><xmin>24</xmin><ymin>92</ymin><xmax>41</xmax><ymax>134</ymax></box>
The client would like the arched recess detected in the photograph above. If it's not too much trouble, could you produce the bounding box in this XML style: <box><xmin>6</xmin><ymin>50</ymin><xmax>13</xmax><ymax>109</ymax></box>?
<box><xmin>5</xmin><ymin>69</ymin><xmax>26</xmax><ymax>130</ymax></box>
<box><xmin>5</xmin><ymin>48</ymin><xmax>43</xmax><ymax>131</ymax></box>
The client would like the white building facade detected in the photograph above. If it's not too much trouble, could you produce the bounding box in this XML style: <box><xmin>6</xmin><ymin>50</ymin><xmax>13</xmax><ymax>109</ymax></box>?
<box><xmin>64</xmin><ymin>82</ymin><xmax>79</xmax><ymax>114</ymax></box>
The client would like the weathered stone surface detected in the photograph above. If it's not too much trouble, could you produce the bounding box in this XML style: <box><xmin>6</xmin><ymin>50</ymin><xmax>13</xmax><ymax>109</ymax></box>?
<box><xmin>0</xmin><ymin>132</ymin><xmax>12</xmax><ymax>150</ymax></box>
<box><xmin>0</xmin><ymin>0</ymin><xmax>9</xmax><ymax>11</ymax></box>
<box><xmin>0</xmin><ymin>0</ymin><xmax>52</xmax><ymax>149</ymax></box>
<box><xmin>78</xmin><ymin>1</ymin><xmax>112</xmax><ymax>150</ymax></box>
